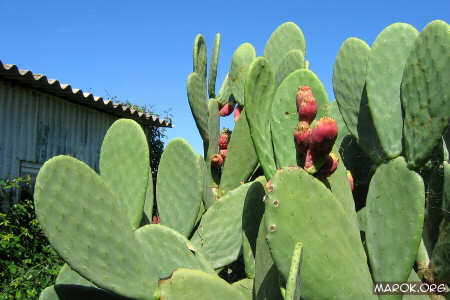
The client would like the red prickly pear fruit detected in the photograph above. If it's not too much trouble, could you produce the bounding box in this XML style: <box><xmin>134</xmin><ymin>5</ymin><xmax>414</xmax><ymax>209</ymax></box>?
<box><xmin>310</xmin><ymin>117</ymin><xmax>338</xmax><ymax>157</ymax></box>
<box><xmin>210</xmin><ymin>154</ymin><xmax>224</xmax><ymax>169</ymax></box>
<box><xmin>315</xmin><ymin>152</ymin><xmax>339</xmax><ymax>179</ymax></box>
<box><xmin>296</xmin><ymin>86</ymin><xmax>313</xmax><ymax>108</ymax></box>
<box><xmin>303</xmin><ymin>149</ymin><xmax>329</xmax><ymax>174</ymax></box>
<box><xmin>219</xmin><ymin>103</ymin><xmax>235</xmax><ymax>116</ymax></box>
<box><xmin>293</xmin><ymin>121</ymin><xmax>311</xmax><ymax>154</ymax></box>
<box><xmin>234</xmin><ymin>105</ymin><xmax>243</xmax><ymax>122</ymax></box>
<box><xmin>152</xmin><ymin>216</ymin><xmax>160</xmax><ymax>224</ymax></box>
<box><xmin>298</xmin><ymin>96</ymin><xmax>317</xmax><ymax>124</ymax></box>
<box><xmin>219</xmin><ymin>129</ymin><xmax>231</xmax><ymax>149</ymax></box>
<box><xmin>296</xmin><ymin>86</ymin><xmax>317</xmax><ymax>123</ymax></box>
<box><xmin>304</xmin><ymin>149</ymin><xmax>314</xmax><ymax>172</ymax></box>
<box><xmin>347</xmin><ymin>170</ymin><xmax>354</xmax><ymax>191</ymax></box>
<box><xmin>220</xmin><ymin>149</ymin><xmax>228</xmax><ymax>159</ymax></box>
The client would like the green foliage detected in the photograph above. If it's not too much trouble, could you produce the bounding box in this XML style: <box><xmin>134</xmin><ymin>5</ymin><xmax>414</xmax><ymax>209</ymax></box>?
<box><xmin>0</xmin><ymin>177</ymin><xmax>64</xmax><ymax>300</ymax></box>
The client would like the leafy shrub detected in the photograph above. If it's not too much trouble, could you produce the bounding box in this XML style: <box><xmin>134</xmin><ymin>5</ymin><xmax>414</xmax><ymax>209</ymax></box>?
<box><xmin>0</xmin><ymin>177</ymin><xmax>64</xmax><ymax>300</ymax></box>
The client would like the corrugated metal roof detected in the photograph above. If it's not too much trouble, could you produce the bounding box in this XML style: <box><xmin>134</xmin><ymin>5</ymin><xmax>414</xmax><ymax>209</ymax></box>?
<box><xmin>0</xmin><ymin>60</ymin><xmax>172</xmax><ymax>128</ymax></box>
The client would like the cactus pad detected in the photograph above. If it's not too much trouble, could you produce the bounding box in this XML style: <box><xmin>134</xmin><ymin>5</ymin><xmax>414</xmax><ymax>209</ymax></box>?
<box><xmin>264</xmin><ymin>22</ymin><xmax>306</xmax><ymax>75</ymax></box>
<box><xmin>156</xmin><ymin>138</ymin><xmax>203</xmax><ymax>236</ymax></box>
<box><xmin>187</xmin><ymin>72</ymin><xmax>209</xmax><ymax>143</ymax></box>
<box><xmin>401</xmin><ymin>20</ymin><xmax>450</xmax><ymax>169</ymax></box>
<box><xmin>193</xmin><ymin>34</ymin><xmax>207</xmax><ymax>79</ymax></box>
<box><xmin>135</xmin><ymin>224</ymin><xmax>215</xmax><ymax>278</ymax></box>
<box><xmin>245</xmin><ymin>57</ymin><xmax>277</xmax><ymax>179</ymax></box>
<box><xmin>158</xmin><ymin>268</ymin><xmax>247</xmax><ymax>300</ymax></box>
<box><xmin>366</xmin><ymin>23</ymin><xmax>419</xmax><ymax>159</ymax></box>
<box><xmin>253</xmin><ymin>216</ymin><xmax>284</xmax><ymax>300</ymax></box>
<box><xmin>220</xmin><ymin>110</ymin><xmax>258</xmax><ymax>192</ymax></box>
<box><xmin>100</xmin><ymin>118</ymin><xmax>149</xmax><ymax>229</ymax></box>
<box><xmin>229</xmin><ymin>42</ymin><xmax>256</xmax><ymax>105</ymax></box>
<box><xmin>366</xmin><ymin>157</ymin><xmax>425</xmax><ymax>287</ymax></box>
<box><xmin>190</xmin><ymin>182</ymin><xmax>255</xmax><ymax>268</ymax></box>
<box><xmin>264</xmin><ymin>167</ymin><xmax>375</xmax><ymax>300</ymax></box>
<box><xmin>208</xmin><ymin>33</ymin><xmax>221</xmax><ymax>98</ymax></box>
<box><xmin>284</xmin><ymin>242</ymin><xmax>303</xmax><ymax>300</ymax></box>
<box><xmin>274</xmin><ymin>49</ymin><xmax>305</xmax><ymax>89</ymax></box>
<box><xmin>333</xmin><ymin>37</ymin><xmax>370</xmax><ymax>140</ymax></box>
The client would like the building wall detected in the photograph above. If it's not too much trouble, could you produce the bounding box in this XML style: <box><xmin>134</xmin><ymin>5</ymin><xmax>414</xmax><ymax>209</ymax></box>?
<box><xmin>0</xmin><ymin>78</ymin><xmax>141</xmax><ymax>184</ymax></box>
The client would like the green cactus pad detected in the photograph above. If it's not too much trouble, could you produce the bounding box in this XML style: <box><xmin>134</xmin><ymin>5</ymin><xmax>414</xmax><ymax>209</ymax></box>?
<box><xmin>156</xmin><ymin>138</ymin><xmax>202</xmax><ymax>237</ymax></box>
<box><xmin>39</xmin><ymin>285</ymin><xmax>127</xmax><ymax>300</ymax></box>
<box><xmin>158</xmin><ymin>268</ymin><xmax>247</xmax><ymax>300</ymax></box>
<box><xmin>143</xmin><ymin>169</ymin><xmax>154</xmax><ymax>225</ymax></box>
<box><xmin>193</xmin><ymin>34</ymin><xmax>207</xmax><ymax>79</ymax></box>
<box><xmin>401</xmin><ymin>20</ymin><xmax>450</xmax><ymax>169</ymax></box>
<box><xmin>264</xmin><ymin>167</ymin><xmax>375</xmax><ymax>300</ymax></box>
<box><xmin>187</xmin><ymin>72</ymin><xmax>209</xmax><ymax>143</ymax></box>
<box><xmin>366</xmin><ymin>157</ymin><xmax>425</xmax><ymax>288</ymax></box>
<box><xmin>332</xmin><ymin>38</ymin><xmax>370</xmax><ymax>140</ymax></box>
<box><xmin>356</xmin><ymin>87</ymin><xmax>386</xmax><ymax>163</ymax></box>
<box><xmin>366</xmin><ymin>23</ymin><xmax>419</xmax><ymax>159</ymax></box>
<box><xmin>190</xmin><ymin>182</ymin><xmax>254</xmax><ymax>268</ymax></box>
<box><xmin>206</xmin><ymin>98</ymin><xmax>220</xmax><ymax>165</ymax></box>
<box><xmin>402</xmin><ymin>270</ymin><xmax>430</xmax><ymax>300</ymax></box>
<box><xmin>39</xmin><ymin>286</ymin><xmax>59</xmax><ymax>300</ymax></box>
<box><xmin>274</xmin><ymin>49</ymin><xmax>305</xmax><ymax>89</ymax></box>
<box><xmin>217</xmin><ymin>73</ymin><xmax>235</xmax><ymax>105</ymax></box>
<box><xmin>245</xmin><ymin>57</ymin><xmax>277</xmax><ymax>179</ymax></box>
<box><xmin>431</xmin><ymin>161</ymin><xmax>450</xmax><ymax>282</ymax></box>
<box><xmin>232</xmin><ymin>278</ymin><xmax>254</xmax><ymax>300</ymax></box>
<box><xmin>200</xmin><ymin>155</ymin><xmax>216</xmax><ymax>209</ymax></box>
<box><xmin>329</xmin><ymin>100</ymin><xmax>351</xmax><ymax>149</ymax></box>
<box><xmin>208</xmin><ymin>33</ymin><xmax>221</xmax><ymax>98</ymax></box>
<box><xmin>34</xmin><ymin>156</ymin><xmax>156</xmax><ymax>299</ymax></box>
<box><xmin>195</xmin><ymin>196</ymin><xmax>205</xmax><ymax>227</ymax></box>
<box><xmin>253</xmin><ymin>216</ymin><xmax>284</xmax><ymax>300</ymax></box>
<box><xmin>241</xmin><ymin>180</ymin><xmax>266</xmax><ymax>279</ymax></box>
<box><xmin>271</xmin><ymin>69</ymin><xmax>330</xmax><ymax>168</ymax></box>
<box><xmin>99</xmin><ymin>119</ymin><xmax>149</xmax><ymax>229</ymax></box>
<box><xmin>264</xmin><ymin>22</ymin><xmax>306</xmax><ymax>75</ymax></box>
<box><xmin>325</xmin><ymin>151</ymin><xmax>359</xmax><ymax>231</ymax></box>
<box><xmin>135</xmin><ymin>224</ymin><xmax>215</xmax><ymax>278</ymax></box>
<box><xmin>53</xmin><ymin>265</ymin><xmax>126</xmax><ymax>299</ymax></box>
<box><xmin>220</xmin><ymin>110</ymin><xmax>258</xmax><ymax>192</ymax></box>
<box><xmin>229</xmin><ymin>42</ymin><xmax>256</xmax><ymax>106</ymax></box>
<box><xmin>357</xmin><ymin>207</ymin><xmax>367</xmax><ymax>232</ymax></box>
<box><xmin>56</xmin><ymin>264</ymin><xmax>94</xmax><ymax>286</ymax></box>
<box><xmin>284</xmin><ymin>242</ymin><xmax>303</xmax><ymax>300</ymax></box>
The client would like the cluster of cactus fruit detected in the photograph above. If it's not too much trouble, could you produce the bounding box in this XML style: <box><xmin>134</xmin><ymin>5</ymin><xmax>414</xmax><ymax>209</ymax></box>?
<box><xmin>293</xmin><ymin>86</ymin><xmax>340</xmax><ymax>179</ymax></box>
<box><xmin>36</xmin><ymin>19</ymin><xmax>448</xmax><ymax>300</ymax></box>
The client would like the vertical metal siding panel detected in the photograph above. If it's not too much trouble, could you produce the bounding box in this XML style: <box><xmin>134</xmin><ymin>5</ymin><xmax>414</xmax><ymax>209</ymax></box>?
<box><xmin>21</xmin><ymin>89</ymin><xmax>30</xmax><ymax>162</ymax></box>
<box><xmin>11</xmin><ymin>83</ymin><xmax>20</xmax><ymax>178</ymax></box>
<box><xmin>0</xmin><ymin>80</ymin><xmax>6</xmax><ymax>177</ymax></box>
<box><xmin>48</xmin><ymin>93</ymin><xmax>57</xmax><ymax>160</ymax></box>
<box><xmin>7</xmin><ymin>82</ymin><xmax>16</xmax><ymax>177</ymax></box>
<box><xmin>24</xmin><ymin>88</ymin><xmax>38</xmax><ymax>163</ymax></box>
<box><xmin>0</xmin><ymin>80</ymin><xmax>9</xmax><ymax>177</ymax></box>
<box><xmin>87</xmin><ymin>108</ymin><xmax>96</xmax><ymax>168</ymax></box>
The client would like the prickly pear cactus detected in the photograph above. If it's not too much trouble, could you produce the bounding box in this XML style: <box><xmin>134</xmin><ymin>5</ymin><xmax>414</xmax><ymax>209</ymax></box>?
<box><xmin>37</xmin><ymin>20</ymin><xmax>449</xmax><ymax>300</ymax></box>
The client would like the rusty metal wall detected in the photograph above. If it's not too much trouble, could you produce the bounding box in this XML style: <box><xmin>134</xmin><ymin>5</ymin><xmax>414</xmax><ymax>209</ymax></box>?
<box><xmin>0</xmin><ymin>78</ymin><xmax>122</xmax><ymax>180</ymax></box>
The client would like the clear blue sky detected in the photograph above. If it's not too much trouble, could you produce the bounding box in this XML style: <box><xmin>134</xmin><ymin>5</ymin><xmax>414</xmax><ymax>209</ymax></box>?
<box><xmin>1</xmin><ymin>1</ymin><xmax>448</xmax><ymax>156</ymax></box>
